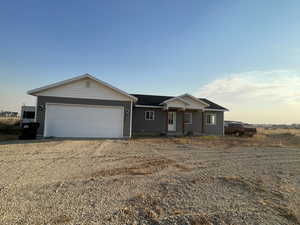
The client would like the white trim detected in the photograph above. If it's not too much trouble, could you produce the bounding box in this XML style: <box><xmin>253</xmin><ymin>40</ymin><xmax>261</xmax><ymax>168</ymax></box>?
<box><xmin>204</xmin><ymin>108</ymin><xmax>228</xmax><ymax>112</ymax></box>
<box><xmin>145</xmin><ymin>111</ymin><xmax>155</xmax><ymax>120</ymax></box>
<box><xmin>28</xmin><ymin>74</ymin><xmax>138</xmax><ymax>101</ymax></box>
<box><xmin>167</xmin><ymin>111</ymin><xmax>176</xmax><ymax>131</ymax></box>
<box><xmin>136</xmin><ymin>104</ymin><xmax>226</xmax><ymax>111</ymax></box>
<box><xmin>44</xmin><ymin>103</ymin><xmax>124</xmax><ymax>137</ymax></box>
<box><xmin>179</xmin><ymin>93</ymin><xmax>210</xmax><ymax>107</ymax></box>
<box><xmin>129</xmin><ymin>101</ymin><xmax>133</xmax><ymax>138</ymax></box>
<box><xmin>184</xmin><ymin>112</ymin><xmax>193</xmax><ymax>124</ymax></box>
<box><xmin>45</xmin><ymin>102</ymin><xmax>124</xmax><ymax>110</ymax></box>
<box><xmin>160</xmin><ymin>96</ymin><xmax>190</xmax><ymax>105</ymax></box>
<box><xmin>206</xmin><ymin>113</ymin><xmax>217</xmax><ymax>125</ymax></box>
<box><xmin>135</xmin><ymin>105</ymin><xmax>163</xmax><ymax>108</ymax></box>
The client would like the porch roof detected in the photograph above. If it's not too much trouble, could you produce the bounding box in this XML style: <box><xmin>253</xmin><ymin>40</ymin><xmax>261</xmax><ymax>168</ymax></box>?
<box><xmin>132</xmin><ymin>94</ymin><xmax>228</xmax><ymax>111</ymax></box>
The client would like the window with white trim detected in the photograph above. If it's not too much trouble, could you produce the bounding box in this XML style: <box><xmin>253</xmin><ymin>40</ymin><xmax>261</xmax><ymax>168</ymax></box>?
<box><xmin>206</xmin><ymin>114</ymin><xmax>216</xmax><ymax>125</ymax></box>
<box><xmin>145</xmin><ymin>111</ymin><xmax>155</xmax><ymax>120</ymax></box>
<box><xmin>184</xmin><ymin>112</ymin><xmax>192</xmax><ymax>124</ymax></box>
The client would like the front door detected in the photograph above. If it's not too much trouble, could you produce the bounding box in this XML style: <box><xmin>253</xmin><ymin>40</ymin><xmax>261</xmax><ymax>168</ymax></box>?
<box><xmin>168</xmin><ymin>111</ymin><xmax>176</xmax><ymax>131</ymax></box>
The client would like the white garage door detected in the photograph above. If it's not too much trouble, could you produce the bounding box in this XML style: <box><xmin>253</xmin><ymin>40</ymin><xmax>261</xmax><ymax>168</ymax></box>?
<box><xmin>45</xmin><ymin>104</ymin><xmax>124</xmax><ymax>138</ymax></box>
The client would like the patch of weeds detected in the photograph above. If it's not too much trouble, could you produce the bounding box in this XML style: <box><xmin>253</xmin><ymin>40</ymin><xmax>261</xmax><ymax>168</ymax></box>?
<box><xmin>189</xmin><ymin>214</ymin><xmax>214</xmax><ymax>225</ymax></box>
<box><xmin>218</xmin><ymin>176</ymin><xmax>284</xmax><ymax>198</ymax></box>
<box><xmin>51</xmin><ymin>215</ymin><xmax>72</xmax><ymax>224</ymax></box>
<box><xmin>263</xmin><ymin>200</ymin><xmax>300</xmax><ymax>224</ymax></box>
<box><xmin>173</xmin><ymin>163</ymin><xmax>193</xmax><ymax>172</ymax></box>
<box><xmin>121</xmin><ymin>193</ymin><xmax>165</xmax><ymax>223</ymax></box>
<box><xmin>200</xmin><ymin>136</ymin><xmax>218</xmax><ymax>140</ymax></box>
<box><xmin>91</xmin><ymin>158</ymin><xmax>193</xmax><ymax>178</ymax></box>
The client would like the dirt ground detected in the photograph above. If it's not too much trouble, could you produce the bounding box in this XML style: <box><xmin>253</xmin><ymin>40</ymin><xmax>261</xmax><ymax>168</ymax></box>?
<box><xmin>0</xmin><ymin>135</ymin><xmax>300</xmax><ymax>225</ymax></box>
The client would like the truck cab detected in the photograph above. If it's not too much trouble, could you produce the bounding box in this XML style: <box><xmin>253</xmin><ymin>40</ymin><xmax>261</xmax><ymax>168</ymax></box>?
<box><xmin>20</xmin><ymin>106</ymin><xmax>36</xmax><ymax>125</ymax></box>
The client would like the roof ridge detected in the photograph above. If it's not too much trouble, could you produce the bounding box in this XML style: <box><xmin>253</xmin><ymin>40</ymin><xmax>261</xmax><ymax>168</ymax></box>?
<box><xmin>131</xmin><ymin>93</ymin><xmax>174</xmax><ymax>98</ymax></box>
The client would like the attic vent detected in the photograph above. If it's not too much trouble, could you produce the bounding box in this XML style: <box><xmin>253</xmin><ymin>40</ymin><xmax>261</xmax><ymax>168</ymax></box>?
<box><xmin>85</xmin><ymin>81</ymin><xmax>90</xmax><ymax>88</ymax></box>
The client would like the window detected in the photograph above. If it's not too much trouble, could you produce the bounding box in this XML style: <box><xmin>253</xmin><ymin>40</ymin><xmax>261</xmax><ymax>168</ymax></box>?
<box><xmin>145</xmin><ymin>111</ymin><xmax>155</xmax><ymax>120</ymax></box>
<box><xmin>184</xmin><ymin>112</ymin><xmax>192</xmax><ymax>124</ymax></box>
<box><xmin>23</xmin><ymin>111</ymin><xmax>35</xmax><ymax>119</ymax></box>
<box><xmin>207</xmin><ymin>114</ymin><xmax>216</xmax><ymax>125</ymax></box>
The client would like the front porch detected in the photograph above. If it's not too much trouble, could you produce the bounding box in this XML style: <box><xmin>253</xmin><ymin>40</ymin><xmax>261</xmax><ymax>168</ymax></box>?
<box><xmin>164</xmin><ymin>108</ymin><xmax>204</xmax><ymax>136</ymax></box>
<box><xmin>158</xmin><ymin>94</ymin><xmax>209</xmax><ymax>136</ymax></box>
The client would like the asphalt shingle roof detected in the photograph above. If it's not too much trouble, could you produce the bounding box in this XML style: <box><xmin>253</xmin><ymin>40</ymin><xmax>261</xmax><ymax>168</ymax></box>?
<box><xmin>131</xmin><ymin>94</ymin><xmax>228</xmax><ymax>111</ymax></box>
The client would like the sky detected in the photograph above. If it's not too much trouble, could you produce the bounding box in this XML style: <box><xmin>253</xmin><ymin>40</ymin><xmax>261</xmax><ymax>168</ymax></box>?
<box><xmin>1</xmin><ymin>0</ymin><xmax>300</xmax><ymax>124</ymax></box>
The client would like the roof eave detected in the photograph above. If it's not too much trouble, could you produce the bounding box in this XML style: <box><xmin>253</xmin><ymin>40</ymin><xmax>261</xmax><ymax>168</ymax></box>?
<box><xmin>204</xmin><ymin>108</ymin><xmax>229</xmax><ymax>112</ymax></box>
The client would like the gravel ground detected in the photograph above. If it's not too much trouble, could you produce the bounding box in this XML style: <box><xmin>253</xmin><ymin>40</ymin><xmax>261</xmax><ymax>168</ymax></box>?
<box><xmin>0</xmin><ymin>137</ymin><xmax>299</xmax><ymax>225</ymax></box>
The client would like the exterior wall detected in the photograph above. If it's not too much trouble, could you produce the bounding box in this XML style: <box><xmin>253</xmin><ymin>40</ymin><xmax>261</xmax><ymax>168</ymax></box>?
<box><xmin>132</xmin><ymin>107</ymin><xmax>167</xmax><ymax>136</ymax></box>
<box><xmin>132</xmin><ymin>108</ymin><xmax>204</xmax><ymax>136</ymax></box>
<box><xmin>184</xmin><ymin>110</ymin><xmax>203</xmax><ymax>135</ymax></box>
<box><xmin>36</xmin><ymin>78</ymin><xmax>131</xmax><ymax>101</ymax></box>
<box><xmin>203</xmin><ymin>111</ymin><xmax>224</xmax><ymax>136</ymax></box>
<box><xmin>36</xmin><ymin>96</ymin><xmax>132</xmax><ymax>137</ymax></box>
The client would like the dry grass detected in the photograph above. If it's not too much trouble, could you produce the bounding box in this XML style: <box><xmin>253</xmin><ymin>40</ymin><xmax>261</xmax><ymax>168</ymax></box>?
<box><xmin>218</xmin><ymin>176</ymin><xmax>283</xmax><ymax>198</ymax></box>
<box><xmin>259</xmin><ymin>200</ymin><xmax>300</xmax><ymax>224</ymax></box>
<box><xmin>189</xmin><ymin>215</ymin><xmax>214</xmax><ymax>225</ymax></box>
<box><xmin>0</xmin><ymin>118</ymin><xmax>21</xmax><ymax>141</ymax></box>
<box><xmin>0</xmin><ymin>117</ymin><xmax>20</xmax><ymax>126</ymax></box>
<box><xmin>220</xmin><ymin>175</ymin><xmax>300</xmax><ymax>224</ymax></box>
<box><xmin>51</xmin><ymin>215</ymin><xmax>73</xmax><ymax>224</ymax></box>
<box><xmin>0</xmin><ymin>134</ymin><xmax>19</xmax><ymax>142</ymax></box>
<box><xmin>90</xmin><ymin>157</ymin><xmax>193</xmax><ymax>178</ymax></box>
<box><xmin>167</xmin><ymin>128</ymin><xmax>300</xmax><ymax>148</ymax></box>
<box><xmin>258</xmin><ymin>127</ymin><xmax>300</xmax><ymax>136</ymax></box>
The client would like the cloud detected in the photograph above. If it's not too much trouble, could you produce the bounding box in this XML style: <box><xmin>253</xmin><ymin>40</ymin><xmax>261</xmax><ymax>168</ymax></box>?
<box><xmin>195</xmin><ymin>70</ymin><xmax>300</xmax><ymax>123</ymax></box>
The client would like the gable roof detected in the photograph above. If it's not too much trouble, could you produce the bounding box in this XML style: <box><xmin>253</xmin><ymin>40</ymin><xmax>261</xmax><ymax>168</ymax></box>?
<box><xmin>160</xmin><ymin>96</ymin><xmax>190</xmax><ymax>105</ymax></box>
<box><xmin>132</xmin><ymin>94</ymin><xmax>228</xmax><ymax>111</ymax></box>
<box><xmin>27</xmin><ymin>74</ymin><xmax>138</xmax><ymax>101</ymax></box>
<box><xmin>198</xmin><ymin>98</ymin><xmax>228</xmax><ymax>111</ymax></box>
<box><xmin>178</xmin><ymin>93</ymin><xmax>210</xmax><ymax>107</ymax></box>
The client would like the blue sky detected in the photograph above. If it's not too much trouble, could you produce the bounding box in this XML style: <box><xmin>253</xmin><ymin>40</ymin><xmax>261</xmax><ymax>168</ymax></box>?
<box><xmin>1</xmin><ymin>0</ymin><xmax>300</xmax><ymax>123</ymax></box>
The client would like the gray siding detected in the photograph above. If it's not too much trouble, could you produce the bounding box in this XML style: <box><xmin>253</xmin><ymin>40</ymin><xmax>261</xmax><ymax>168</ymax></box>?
<box><xmin>132</xmin><ymin>107</ymin><xmax>167</xmax><ymax>135</ymax></box>
<box><xmin>184</xmin><ymin>111</ymin><xmax>203</xmax><ymax>135</ymax></box>
<box><xmin>36</xmin><ymin>96</ymin><xmax>131</xmax><ymax>137</ymax></box>
<box><xmin>203</xmin><ymin>111</ymin><xmax>224</xmax><ymax>136</ymax></box>
<box><xmin>132</xmin><ymin>109</ymin><xmax>205</xmax><ymax>136</ymax></box>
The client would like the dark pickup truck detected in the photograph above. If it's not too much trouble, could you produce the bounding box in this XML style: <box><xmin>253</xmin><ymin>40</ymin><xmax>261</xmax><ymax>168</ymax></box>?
<box><xmin>225</xmin><ymin>123</ymin><xmax>257</xmax><ymax>137</ymax></box>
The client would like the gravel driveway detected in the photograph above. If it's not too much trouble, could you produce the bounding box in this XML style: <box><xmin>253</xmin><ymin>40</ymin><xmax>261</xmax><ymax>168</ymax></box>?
<box><xmin>0</xmin><ymin>138</ymin><xmax>299</xmax><ymax>225</ymax></box>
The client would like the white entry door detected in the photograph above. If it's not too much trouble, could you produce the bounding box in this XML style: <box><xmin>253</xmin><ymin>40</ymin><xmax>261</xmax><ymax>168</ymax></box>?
<box><xmin>168</xmin><ymin>111</ymin><xmax>176</xmax><ymax>131</ymax></box>
<box><xmin>45</xmin><ymin>104</ymin><xmax>124</xmax><ymax>138</ymax></box>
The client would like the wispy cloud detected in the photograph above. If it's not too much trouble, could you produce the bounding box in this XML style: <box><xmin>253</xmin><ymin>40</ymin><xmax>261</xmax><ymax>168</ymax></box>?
<box><xmin>195</xmin><ymin>70</ymin><xmax>300</xmax><ymax>123</ymax></box>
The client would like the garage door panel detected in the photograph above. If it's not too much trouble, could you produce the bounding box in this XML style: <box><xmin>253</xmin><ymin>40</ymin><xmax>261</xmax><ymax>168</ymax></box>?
<box><xmin>45</xmin><ymin>104</ymin><xmax>124</xmax><ymax>138</ymax></box>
